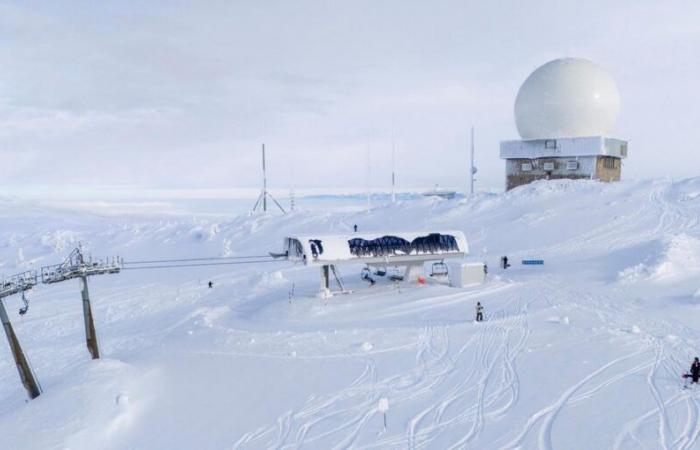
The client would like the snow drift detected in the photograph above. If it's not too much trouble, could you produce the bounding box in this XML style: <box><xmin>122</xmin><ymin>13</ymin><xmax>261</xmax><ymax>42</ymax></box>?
<box><xmin>1</xmin><ymin>178</ymin><xmax>700</xmax><ymax>449</ymax></box>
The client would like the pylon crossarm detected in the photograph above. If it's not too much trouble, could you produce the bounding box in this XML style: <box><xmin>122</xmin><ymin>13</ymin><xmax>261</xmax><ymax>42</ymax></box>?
<box><xmin>0</xmin><ymin>271</ymin><xmax>37</xmax><ymax>300</ymax></box>
<box><xmin>41</xmin><ymin>247</ymin><xmax>122</xmax><ymax>284</ymax></box>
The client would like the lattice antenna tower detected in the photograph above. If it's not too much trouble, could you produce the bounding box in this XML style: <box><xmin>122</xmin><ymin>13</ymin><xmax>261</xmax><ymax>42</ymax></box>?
<box><xmin>252</xmin><ymin>143</ymin><xmax>287</xmax><ymax>214</ymax></box>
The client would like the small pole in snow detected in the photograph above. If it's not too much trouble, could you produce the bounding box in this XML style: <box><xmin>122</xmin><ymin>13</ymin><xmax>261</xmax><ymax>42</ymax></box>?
<box><xmin>378</xmin><ymin>397</ymin><xmax>389</xmax><ymax>431</ymax></box>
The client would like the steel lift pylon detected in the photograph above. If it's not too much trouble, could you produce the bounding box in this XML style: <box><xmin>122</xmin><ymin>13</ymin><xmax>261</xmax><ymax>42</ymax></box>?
<box><xmin>41</xmin><ymin>245</ymin><xmax>121</xmax><ymax>360</ymax></box>
<box><xmin>0</xmin><ymin>271</ymin><xmax>42</xmax><ymax>400</ymax></box>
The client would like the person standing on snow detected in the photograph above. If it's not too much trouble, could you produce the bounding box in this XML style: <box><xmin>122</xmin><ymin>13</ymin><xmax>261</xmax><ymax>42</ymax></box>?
<box><xmin>691</xmin><ymin>358</ymin><xmax>700</xmax><ymax>385</ymax></box>
<box><xmin>475</xmin><ymin>302</ymin><xmax>484</xmax><ymax>322</ymax></box>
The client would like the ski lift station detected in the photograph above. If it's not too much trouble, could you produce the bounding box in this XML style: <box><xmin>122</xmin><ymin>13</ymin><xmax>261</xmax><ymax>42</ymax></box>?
<box><xmin>500</xmin><ymin>58</ymin><xmax>629</xmax><ymax>191</ymax></box>
<box><xmin>276</xmin><ymin>231</ymin><xmax>469</xmax><ymax>295</ymax></box>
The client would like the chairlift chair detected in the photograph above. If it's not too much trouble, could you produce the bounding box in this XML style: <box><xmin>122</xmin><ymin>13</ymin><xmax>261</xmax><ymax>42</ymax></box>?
<box><xmin>430</xmin><ymin>261</ymin><xmax>449</xmax><ymax>277</ymax></box>
<box><xmin>388</xmin><ymin>266</ymin><xmax>404</xmax><ymax>282</ymax></box>
<box><xmin>360</xmin><ymin>267</ymin><xmax>376</xmax><ymax>286</ymax></box>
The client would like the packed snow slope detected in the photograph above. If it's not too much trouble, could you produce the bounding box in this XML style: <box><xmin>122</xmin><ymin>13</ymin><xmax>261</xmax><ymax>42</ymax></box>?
<box><xmin>2</xmin><ymin>178</ymin><xmax>700</xmax><ymax>449</ymax></box>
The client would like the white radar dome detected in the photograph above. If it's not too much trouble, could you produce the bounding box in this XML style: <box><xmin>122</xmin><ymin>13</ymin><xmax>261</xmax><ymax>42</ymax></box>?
<box><xmin>514</xmin><ymin>58</ymin><xmax>620</xmax><ymax>140</ymax></box>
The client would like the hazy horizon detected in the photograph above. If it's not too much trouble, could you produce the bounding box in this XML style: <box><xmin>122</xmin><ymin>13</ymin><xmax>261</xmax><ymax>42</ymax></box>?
<box><xmin>1</xmin><ymin>1</ymin><xmax>699</xmax><ymax>193</ymax></box>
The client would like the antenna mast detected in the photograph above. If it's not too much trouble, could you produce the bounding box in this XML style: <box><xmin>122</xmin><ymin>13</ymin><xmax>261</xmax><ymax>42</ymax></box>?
<box><xmin>366</xmin><ymin>138</ymin><xmax>371</xmax><ymax>212</ymax></box>
<box><xmin>470</xmin><ymin>126</ymin><xmax>477</xmax><ymax>196</ymax></box>
<box><xmin>391</xmin><ymin>123</ymin><xmax>396</xmax><ymax>204</ymax></box>
<box><xmin>262</xmin><ymin>144</ymin><xmax>267</xmax><ymax>212</ymax></box>
<box><xmin>252</xmin><ymin>143</ymin><xmax>287</xmax><ymax>214</ymax></box>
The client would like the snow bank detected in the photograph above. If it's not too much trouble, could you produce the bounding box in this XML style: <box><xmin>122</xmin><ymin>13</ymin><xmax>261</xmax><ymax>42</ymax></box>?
<box><xmin>619</xmin><ymin>234</ymin><xmax>700</xmax><ymax>284</ymax></box>
<box><xmin>3</xmin><ymin>177</ymin><xmax>700</xmax><ymax>449</ymax></box>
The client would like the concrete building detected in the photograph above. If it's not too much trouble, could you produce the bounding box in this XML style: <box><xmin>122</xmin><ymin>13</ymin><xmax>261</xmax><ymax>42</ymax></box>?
<box><xmin>500</xmin><ymin>58</ymin><xmax>628</xmax><ymax>191</ymax></box>
<box><xmin>501</xmin><ymin>136</ymin><xmax>628</xmax><ymax>190</ymax></box>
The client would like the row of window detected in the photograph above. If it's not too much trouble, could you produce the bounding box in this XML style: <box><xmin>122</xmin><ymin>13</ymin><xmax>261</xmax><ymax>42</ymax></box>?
<box><xmin>520</xmin><ymin>158</ymin><xmax>620</xmax><ymax>172</ymax></box>
<box><xmin>521</xmin><ymin>160</ymin><xmax>579</xmax><ymax>172</ymax></box>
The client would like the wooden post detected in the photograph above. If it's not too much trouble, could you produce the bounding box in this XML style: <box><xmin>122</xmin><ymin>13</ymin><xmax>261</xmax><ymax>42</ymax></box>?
<box><xmin>80</xmin><ymin>276</ymin><xmax>100</xmax><ymax>359</ymax></box>
<box><xmin>0</xmin><ymin>298</ymin><xmax>41</xmax><ymax>399</ymax></box>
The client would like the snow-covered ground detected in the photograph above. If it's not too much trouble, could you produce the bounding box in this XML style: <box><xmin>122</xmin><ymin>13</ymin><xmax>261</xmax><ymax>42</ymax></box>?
<box><xmin>2</xmin><ymin>178</ymin><xmax>700</xmax><ymax>449</ymax></box>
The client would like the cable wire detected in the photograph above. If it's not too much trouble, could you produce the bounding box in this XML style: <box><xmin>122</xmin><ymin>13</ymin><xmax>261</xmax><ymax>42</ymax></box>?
<box><xmin>123</xmin><ymin>255</ymin><xmax>272</xmax><ymax>265</ymax></box>
<box><xmin>121</xmin><ymin>259</ymin><xmax>281</xmax><ymax>270</ymax></box>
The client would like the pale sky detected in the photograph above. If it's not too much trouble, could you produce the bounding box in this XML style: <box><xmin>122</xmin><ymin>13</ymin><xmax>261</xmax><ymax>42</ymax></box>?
<box><xmin>1</xmin><ymin>0</ymin><xmax>699</xmax><ymax>193</ymax></box>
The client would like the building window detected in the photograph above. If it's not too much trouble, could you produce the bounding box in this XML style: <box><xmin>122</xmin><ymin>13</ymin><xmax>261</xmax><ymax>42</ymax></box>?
<box><xmin>542</xmin><ymin>162</ymin><xmax>555</xmax><ymax>171</ymax></box>
<box><xmin>521</xmin><ymin>163</ymin><xmax>533</xmax><ymax>172</ymax></box>
<box><xmin>544</xmin><ymin>139</ymin><xmax>557</xmax><ymax>149</ymax></box>
<box><xmin>603</xmin><ymin>157</ymin><xmax>616</xmax><ymax>169</ymax></box>
<box><xmin>566</xmin><ymin>161</ymin><xmax>579</xmax><ymax>170</ymax></box>
<box><xmin>620</xmin><ymin>144</ymin><xmax>628</xmax><ymax>157</ymax></box>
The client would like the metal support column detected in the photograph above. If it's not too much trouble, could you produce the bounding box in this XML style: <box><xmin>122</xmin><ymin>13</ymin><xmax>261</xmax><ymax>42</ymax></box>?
<box><xmin>321</xmin><ymin>265</ymin><xmax>330</xmax><ymax>290</ymax></box>
<box><xmin>0</xmin><ymin>298</ymin><xmax>41</xmax><ymax>399</ymax></box>
<box><xmin>403</xmin><ymin>263</ymin><xmax>422</xmax><ymax>283</ymax></box>
<box><xmin>80</xmin><ymin>276</ymin><xmax>100</xmax><ymax>359</ymax></box>
<box><xmin>320</xmin><ymin>265</ymin><xmax>331</xmax><ymax>297</ymax></box>
<box><xmin>330</xmin><ymin>265</ymin><xmax>345</xmax><ymax>292</ymax></box>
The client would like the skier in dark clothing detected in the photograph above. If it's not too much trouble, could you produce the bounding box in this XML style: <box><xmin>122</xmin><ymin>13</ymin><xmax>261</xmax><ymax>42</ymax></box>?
<box><xmin>475</xmin><ymin>302</ymin><xmax>484</xmax><ymax>322</ymax></box>
<box><xmin>353</xmin><ymin>224</ymin><xmax>358</xmax><ymax>232</ymax></box>
<box><xmin>208</xmin><ymin>281</ymin><xmax>213</xmax><ymax>289</ymax></box>
<box><xmin>691</xmin><ymin>357</ymin><xmax>700</xmax><ymax>384</ymax></box>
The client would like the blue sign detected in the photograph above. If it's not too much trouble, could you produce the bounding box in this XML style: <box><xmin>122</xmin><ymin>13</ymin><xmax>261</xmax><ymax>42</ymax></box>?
<box><xmin>522</xmin><ymin>259</ymin><xmax>544</xmax><ymax>265</ymax></box>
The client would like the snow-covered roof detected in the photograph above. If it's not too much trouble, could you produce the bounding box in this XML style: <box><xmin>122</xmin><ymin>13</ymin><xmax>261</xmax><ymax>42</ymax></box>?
<box><xmin>285</xmin><ymin>230</ymin><xmax>468</xmax><ymax>265</ymax></box>
<box><xmin>500</xmin><ymin>136</ymin><xmax>628</xmax><ymax>160</ymax></box>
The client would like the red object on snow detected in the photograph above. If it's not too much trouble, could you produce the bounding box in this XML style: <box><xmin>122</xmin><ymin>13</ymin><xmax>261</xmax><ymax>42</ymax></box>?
<box><xmin>417</xmin><ymin>276</ymin><xmax>426</xmax><ymax>285</ymax></box>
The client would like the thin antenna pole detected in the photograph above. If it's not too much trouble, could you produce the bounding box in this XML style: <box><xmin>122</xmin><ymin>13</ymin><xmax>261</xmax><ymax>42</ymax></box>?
<box><xmin>252</xmin><ymin>143</ymin><xmax>286</xmax><ymax>214</ymax></box>
<box><xmin>366</xmin><ymin>138</ymin><xmax>371</xmax><ymax>212</ymax></box>
<box><xmin>470</xmin><ymin>126</ymin><xmax>475</xmax><ymax>196</ymax></box>
<box><xmin>289</xmin><ymin>158</ymin><xmax>296</xmax><ymax>211</ymax></box>
<box><xmin>391</xmin><ymin>122</ymin><xmax>396</xmax><ymax>204</ymax></box>
<box><xmin>262</xmin><ymin>143</ymin><xmax>267</xmax><ymax>213</ymax></box>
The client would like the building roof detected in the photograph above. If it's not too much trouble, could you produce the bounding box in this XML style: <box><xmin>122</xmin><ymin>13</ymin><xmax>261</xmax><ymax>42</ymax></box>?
<box><xmin>500</xmin><ymin>136</ymin><xmax>628</xmax><ymax>160</ymax></box>
<box><xmin>285</xmin><ymin>230</ymin><xmax>468</xmax><ymax>266</ymax></box>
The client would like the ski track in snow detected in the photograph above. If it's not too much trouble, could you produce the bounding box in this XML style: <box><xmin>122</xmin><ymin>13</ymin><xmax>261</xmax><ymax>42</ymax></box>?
<box><xmin>232</xmin><ymin>296</ymin><xmax>532</xmax><ymax>450</ymax></box>
<box><xmin>4</xmin><ymin>179</ymin><xmax>700</xmax><ymax>449</ymax></box>
<box><xmin>496</xmin><ymin>276</ymin><xmax>700</xmax><ymax>450</ymax></box>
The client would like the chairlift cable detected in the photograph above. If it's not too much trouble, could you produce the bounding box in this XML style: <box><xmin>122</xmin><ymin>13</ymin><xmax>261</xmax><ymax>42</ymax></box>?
<box><xmin>123</xmin><ymin>255</ymin><xmax>272</xmax><ymax>265</ymax></box>
<box><xmin>121</xmin><ymin>259</ymin><xmax>280</xmax><ymax>270</ymax></box>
